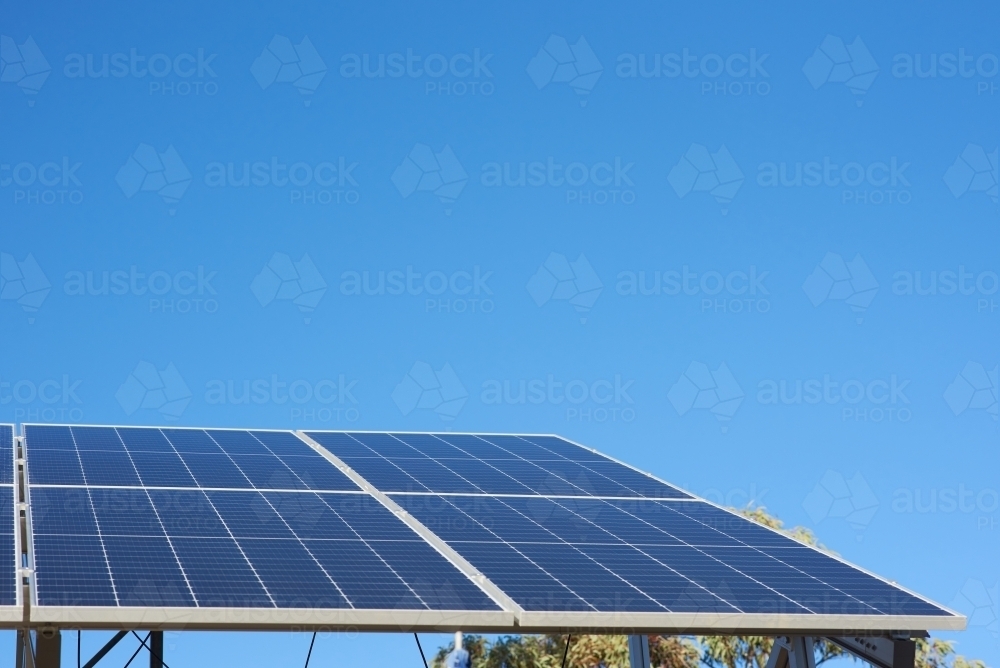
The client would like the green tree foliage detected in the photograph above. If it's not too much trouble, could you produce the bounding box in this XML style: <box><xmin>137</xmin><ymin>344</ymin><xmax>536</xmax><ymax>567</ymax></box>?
<box><xmin>915</xmin><ymin>639</ymin><xmax>987</xmax><ymax>668</ymax></box>
<box><xmin>434</xmin><ymin>507</ymin><xmax>988</xmax><ymax>668</ymax></box>
<box><xmin>433</xmin><ymin>634</ymin><xmax>700</xmax><ymax>668</ymax></box>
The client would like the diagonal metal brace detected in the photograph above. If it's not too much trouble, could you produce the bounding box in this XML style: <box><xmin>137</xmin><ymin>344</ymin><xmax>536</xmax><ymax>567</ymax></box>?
<box><xmin>82</xmin><ymin>631</ymin><xmax>129</xmax><ymax>668</ymax></box>
<box><xmin>765</xmin><ymin>637</ymin><xmax>816</xmax><ymax>668</ymax></box>
<box><xmin>828</xmin><ymin>636</ymin><xmax>916</xmax><ymax>668</ymax></box>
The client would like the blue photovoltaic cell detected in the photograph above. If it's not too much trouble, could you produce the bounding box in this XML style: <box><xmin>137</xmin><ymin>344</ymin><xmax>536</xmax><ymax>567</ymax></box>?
<box><xmin>89</xmin><ymin>488</ymin><xmax>160</xmax><ymax>535</ymax></box>
<box><xmin>77</xmin><ymin>449</ymin><xmax>141</xmax><ymax>486</ymax></box>
<box><xmin>25</xmin><ymin>448</ymin><xmax>85</xmax><ymax>486</ymax></box>
<box><xmin>391</xmin><ymin>493</ymin><xmax>953</xmax><ymax>617</ymax></box>
<box><xmin>228</xmin><ymin>454</ymin><xmax>306</xmax><ymax>490</ymax></box>
<box><xmin>205</xmin><ymin>429</ymin><xmax>274</xmax><ymax>455</ymax></box>
<box><xmin>32</xmin><ymin>534</ymin><xmax>117</xmax><ymax>606</ymax></box>
<box><xmin>150</xmin><ymin>489</ymin><xmax>228</xmax><ymax>538</ymax></box>
<box><xmin>171</xmin><ymin>537</ymin><xmax>273</xmax><ymax>607</ymax></box>
<box><xmin>29</xmin><ymin>486</ymin><xmax>97</xmax><ymax>535</ymax></box>
<box><xmin>179</xmin><ymin>453</ymin><xmax>250</xmax><ymax>489</ymax></box>
<box><xmin>73</xmin><ymin>426</ymin><xmax>127</xmax><ymax>451</ymax></box>
<box><xmin>206</xmin><ymin>491</ymin><xmax>295</xmax><ymax>539</ymax></box>
<box><xmin>237</xmin><ymin>538</ymin><xmax>351</xmax><ymax>609</ymax></box>
<box><xmin>116</xmin><ymin>427</ymin><xmax>176</xmax><ymax>452</ymax></box>
<box><xmin>129</xmin><ymin>451</ymin><xmax>199</xmax><ymax>487</ymax></box>
<box><xmin>103</xmin><ymin>535</ymin><xmax>195</xmax><ymax>607</ymax></box>
<box><xmin>23</xmin><ymin>425</ymin><xmax>75</xmax><ymax>449</ymax></box>
<box><xmin>158</xmin><ymin>428</ymin><xmax>223</xmax><ymax>453</ymax></box>
<box><xmin>305</xmin><ymin>431</ymin><xmax>691</xmax><ymax>498</ymax></box>
<box><xmin>301</xmin><ymin>540</ymin><xmax>424</xmax><ymax>609</ymax></box>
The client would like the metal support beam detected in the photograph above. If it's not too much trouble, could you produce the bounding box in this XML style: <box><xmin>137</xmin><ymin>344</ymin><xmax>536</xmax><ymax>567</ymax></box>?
<box><xmin>149</xmin><ymin>631</ymin><xmax>164</xmax><ymax>668</ymax></box>
<box><xmin>35</xmin><ymin>629</ymin><xmax>60</xmax><ymax>668</ymax></box>
<box><xmin>828</xmin><ymin>636</ymin><xmax>916</xmax><ymax>668</ymax></box>
<box><xmin>24</xmin><ymin>630</ymin><xmax>35</xmax><ymax>668</ymax></box>
<box><xmin>628</xmin><ymin>635</ymin><xmax>651</xmax><ymax>668</ymax></box>
<box><xmin>82</xmin><ymin>631</ymin><xmax>128</xmax><ymax>668</ymax></box>
<box><xmin>16</xmin><ymin>629</ymin><xmax>26</xmax><ymax>668</ymax></box>
<box><xmin>765</xmin><ymin>637</ymin><xmax>816</xmax><ymax>668</ymax></box>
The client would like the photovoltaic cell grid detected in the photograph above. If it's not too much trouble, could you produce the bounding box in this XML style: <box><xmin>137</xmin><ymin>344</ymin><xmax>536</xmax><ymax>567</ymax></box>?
<box><xmin>391</xmin><ymin>494</ymin><xmax>952</xmax><ymax>617</ymax></box>
<box><xmin>0</xmin><ymin>425</ymin><xmax>15</xmax><ymax>607</ymax></box>
<box><xmin>304</xmin><ymin>431</ymin><xmax>691</xmax><ymax>498</ymax></box>
<box><xmin>23</xmin><ymin>425</ymin><xmax>499</xmax><ymax>611</ymax></box>
<box><xmin>25</xmin><ymin>425</ymin><xmax>358</xmax><ymax>491</ymax></box>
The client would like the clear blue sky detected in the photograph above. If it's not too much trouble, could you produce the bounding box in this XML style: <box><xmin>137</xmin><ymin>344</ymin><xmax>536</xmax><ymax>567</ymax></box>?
<box><xmin>1</xmin><ymin>0</ymin><xmax>997</xmax><ymax>666</ymax></box>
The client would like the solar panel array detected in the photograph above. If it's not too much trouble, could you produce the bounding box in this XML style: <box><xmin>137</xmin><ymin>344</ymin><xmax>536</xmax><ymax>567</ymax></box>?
<box><xmin>23</xmin><ymin>426</ymin><xmax>498</xmax><ymax>613</ymax></box>
<box><xmin>0</xmin><ymin>425</ymin><xmax>15</xmax><ymax>608</ymax></box>
<box><xmin>9</xmin><ymin>424</ymin><xmax>959</xmax><ymax>632</ymax></box>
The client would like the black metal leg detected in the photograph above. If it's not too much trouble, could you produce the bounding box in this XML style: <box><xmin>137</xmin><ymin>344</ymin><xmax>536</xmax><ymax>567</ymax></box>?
<box><xmin>149</xmin><ymin>632</ymin><xmax>163</xmax><ymax>668</ymax></box>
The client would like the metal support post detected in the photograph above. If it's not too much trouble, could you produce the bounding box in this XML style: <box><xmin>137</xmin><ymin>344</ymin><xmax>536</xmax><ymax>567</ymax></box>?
<box><xmin>628</xmin><ymin>635</ymin><xmax>651</xmax><ymax>668</ymax></box>
<box><xmin>789</xmin><ymin>637</ymin><xmax>816</xmax><ymax>668</ymax></box>
<box><xmin>15</xmin><ymin>629</ymin><xmax>25</xmax><ymax>668</ymax></box>
<box><xmin>149</xmin><ymin>631</ymin><xmax>164</xmax><ymax>668</ymax></box>
<box><xmin>35</xmin><ymin>629</ymin><xmax>61</xmax><ymax>668</ymax></box>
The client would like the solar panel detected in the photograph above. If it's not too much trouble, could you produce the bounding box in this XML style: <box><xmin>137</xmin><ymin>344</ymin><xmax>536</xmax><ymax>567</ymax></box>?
<box><xmin>304</xmin><ymin>431</ymin><xmax>690</xmax><ymax>499</ymax></box>
<box><xmin>0</xmin><ymin>424</ymin><xmax>18</xmax><ymax>621</ymax></box>
<box><xmin>22</xmin><ymin>425</ymin><xmax>508</xmax><ymax>629</ymax></box>
<box><xmin>302</xmin><ymin>430</ymin><xmax>962</xmax><ymax>633</ymax></box>
<box><xmin>390</xmin><ymin>494</ymin><xmax>946</xmax><ymax>620</ymax></box>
